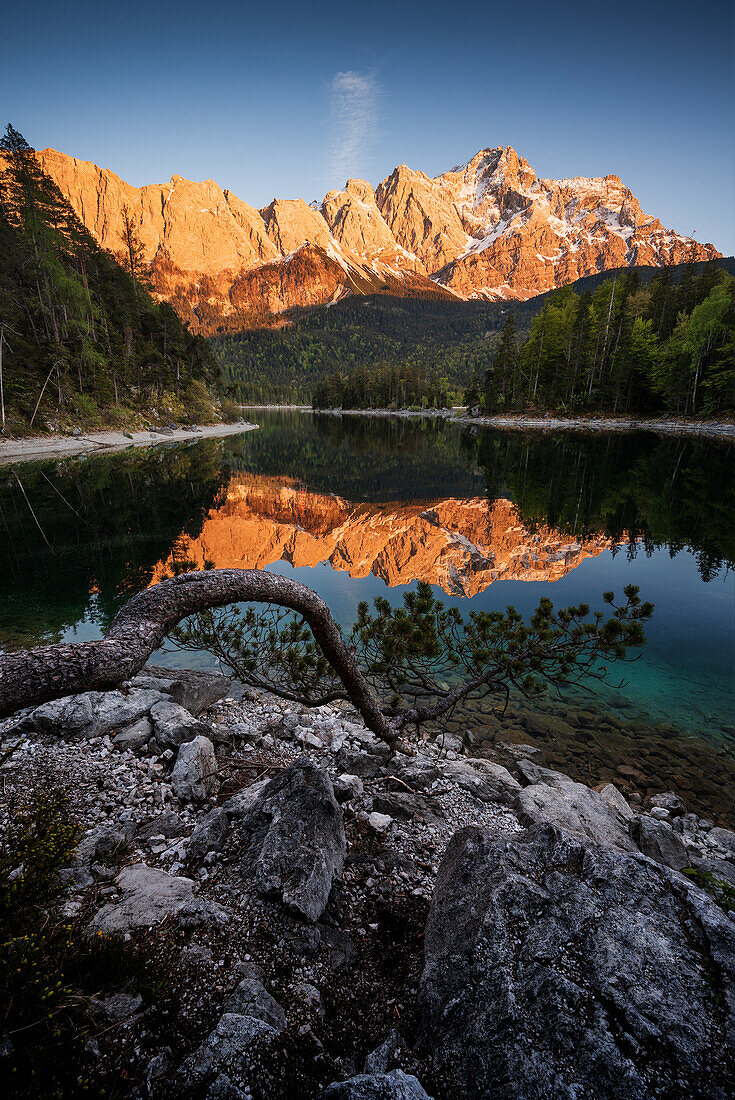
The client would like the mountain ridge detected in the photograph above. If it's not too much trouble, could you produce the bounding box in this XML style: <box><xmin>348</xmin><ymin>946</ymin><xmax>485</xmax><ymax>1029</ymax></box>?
<box><xmin>31</xmin><ymin>144</ymin><xmax>720</xmax><ymax>333</ymax></box>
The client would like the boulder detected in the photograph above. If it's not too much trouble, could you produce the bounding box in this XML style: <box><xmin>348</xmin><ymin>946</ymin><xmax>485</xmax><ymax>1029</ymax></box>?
<box><xmin>372</xmin><ymin>792</ymin><xmax>444</xmax><ymax>825</ymax></box>
<box><xmin>223</xmin><ymin>978</ymin><xmax>287</xmax><ymax>1032</ymax></box>
<box><xmin>171</xmin><ymin>736</ymin><xmax>218</xmax><ymax>802</ymax></box>
<box><xmin>87</xmin><ymin>864</ymin><xmax>195</xmax><ymax>934</ymax></box>
<box><xmin>188</xmin><ymin>807</ymin><xmax>230</xmax><ymax>860</ymax></box>
<box><xmin>363</xmin><ymin>1030</ymin><xmax>404</xmax><ymax>1074</ymax></box>
<box><xmin>630</xmin><ymin>814</ymin><xmax>692</xmax><ymax>871</ymax></box>
<box><xmin>645</xmin><ymin>790</ymin><xmax>687</xmax><ymax>817</ymax></box>
<box><xmin>387</xmin><ymin>757</ymin><xmax>440</xmax><ymax>792</ymax></box>
<box><xmin>140</xmin><ymin>664</ymin><xmax>231</xmax><ymax>715</ymax></box>
<box><xmin>32</xmin><ymin>688</ymin><xmax>162</xmax><ymax>739</ymax></box>
<box><xmin>220</xmin><ymin>779</ymin><xmax>269</xmax><ymax>820</ymax></box>
<box><xmin>236</xmin><ymin>760</ymin><xmax>345</xmax><ymax>922</ymax></box>
<box><xmin>320</xmin><ymin>1071</ymin><xmax>432</xmax><ymax>1099</ymax></box>
<box><xmin>418</xmin><ymin>822</ymin><xmax>735</xmax><ymax>1100</ymax></box>
<box><xmin>595</xmin><ymin>781</ymin><xmax>635</xmax><ymax>823</ymax></box>
<box><xmin>441</xmin><ymin>758</ymin><xmax>521</xmax><ymax>806</ymax></box>
<box><xmin>514</xmin><ymin>772</ymin><xmax>637</xmax><ymax>851</ymax></box>
<box><xmin>709</xmin><ymin>827</ymin><xmax>735</xmax><ymax>858</ymax></box>
<box><xmin>136</xmin><ymin>811</ymin><xmax>185</xmax><ymax>841</ymax></box>
<box><xmin>179</xmin><ymin>1013</ymin><xmax>276</xmax><ymax>1090</ymax></box>
<box><xmin>150</xmin><ymin>699</ymin><xmax>211</xmax><ymax>749</ymax></box>
<box><xmin>112</xmin><ymin>715</ymin><xmax>153</xmax><ymax>751</ymax></box>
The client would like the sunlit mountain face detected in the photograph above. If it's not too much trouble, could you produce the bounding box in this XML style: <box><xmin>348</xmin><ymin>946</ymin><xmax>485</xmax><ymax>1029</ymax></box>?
<box><xmin>153</xmin><ymin>474</ymin><xmax>615</xmax><ymax>596</ymax></box>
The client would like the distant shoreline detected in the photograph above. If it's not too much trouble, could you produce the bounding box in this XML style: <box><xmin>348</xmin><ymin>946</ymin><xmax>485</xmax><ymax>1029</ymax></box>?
<box><xmin>240</xmin><ymin>405</ymin><xmax>735</xmax><ymax>440</ymax></box>
<box><xmin>0</xmin><ymin>420</ymin><xmax>258</xmax><ymax>465</ymax></box>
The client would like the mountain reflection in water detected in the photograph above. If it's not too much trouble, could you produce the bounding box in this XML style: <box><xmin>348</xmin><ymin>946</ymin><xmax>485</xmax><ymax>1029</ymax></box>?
<box><xmin>154</xmin><ymin>475</ymin><xmax>614</xmax><ymax>596</ymax></box>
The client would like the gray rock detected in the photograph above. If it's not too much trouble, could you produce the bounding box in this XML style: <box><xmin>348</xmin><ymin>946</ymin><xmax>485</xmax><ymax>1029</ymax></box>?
<box><xmin>32</xmin><ymin>693</ymin><xmax>95</xmax><ymax>737</ymax></box>
<box><xmin>136</xmin><ymin>812</ymin><xmax>185</xmax><ymax>841</ymax></box>
<box><xmin>368</xmin><ymin>811</ymin><xmax>393</xmax><ymax>832</ymax></box>
<box><xmin>336</xmin><ymin>748</ymin><xmax>383</xmax><ymax>779</ymax></box>
<box><xmin>363</xmin><ymin>1030</ymin><xmax>404</xmax><ymax>1074</ymax></box>
<box><xmin>150</xmin><ymin>699</ymin><xmax>211</xmax><ymax>749</ymax></box>
<box><xmin>237</xmin><ymin>760</ymin><xmax>345</xmax><ymax>922</ymax></box>
<box><xmin>141</xmin><ymin>664</ymin><xmax>231</xmax><ymax>715</ymax></box>
<box><xmin>645</xmin><ymin>790</ymin><xmax>687</xmax><ymax>817</ymax></box>
<box><xmin>178</xmin><ymin>896</ymin><xmax>229</xmax><ymax>930</ymax></box>
<box><xmin>388</xmin><ymin>757</ymin><xmax>441</xmax><ymax>792</ymax></box>
<box><xmin>293</xmin><ymin>981</ymin><xmax>324</xmax><ymax>1019</ymax></box>
<box><xmin>220</xmin><ymin>779</ymin><xmax>269</xmax><ymax>820</ymax></box>
<box><xmin>180</xmin><ymin>1013</ymin><xmax>276</xmax><ymax>1088</ymax></box>
<box><xmin>91</xmin><ymin>992</ymin><xmax>143</xmax><ymax>1023</ymax></box>
<box><xmin>333</xmin><ymin>773</ymin><xmax>364</xmax><ymax>803</ymax></box>
<box><xmin>113</xmin><ymin>715</ymin><xmax>153</xmax><ymax>751</ymax></box>
<box><xmin>34</xmin><ymin>688</ymin><xmax>164</xmax><ymax>740</ymax></box>
<box><xmin>419</xmin><ymin>822</ymin><xmax>735</xmax><ymax>1100</ymax></box>
<box><xmin>709</xmin><ymin>827</ymin><xmax>735</xmax><ymax>857</ymax></box>
<box><xmin>223</xmin><ymin>978</ymin><xmax>287</xmax><ymax>1031</ymax></box>
<box><xmin>687</xmin><ymin>856</ymin><xmax>735</xmax><ymax>889</ymax></box>
<box><xmin>372</xmin><ymin>792</ymin><xmax>444</xmax><ymax>825</ymax></box>
<box><xmin>515</xmin><ymin>773</ymin><xmax>637</xmax><ymax>851</ymax></box>
<box><xmin>630</xmin><ymin>815</ymin><xmax>692</xmax><ymax>871</ymax></box>
<box><xmin>188</xmin><ymin>807</ymin><xmax>230</xmax><ymax>860</ymax></box>
<box><xmin>87</xmin><ymin>863</ymin><xmax>195</xmax><ymax>934</ymax></box>
<box><xmin>171</xmin><ymin>735</ymin><xmax>218</xmax><ymax>802</ymax></box>
<box><xmin>320</xmin><ymin>1070</ymin><xmax>433</xmax><ymax>1099</ymax></box>
<box><xmin>595</xmin><ymin>781</ymin><xmax>635</xmax><ymax>823</ymax></box>
<box><xmin>206</xmin><ymin>1074</ymin><xmax>249</xmax><ymax>1100</ymax></box>
<box><xmin>441</xmin><ymin>758</ymin><xmax>521</xmax><ymax>806</ymax></box>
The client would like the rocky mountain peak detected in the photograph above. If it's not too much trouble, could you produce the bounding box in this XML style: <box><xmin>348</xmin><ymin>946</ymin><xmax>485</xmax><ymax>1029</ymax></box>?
<box><xmin>27</xmin><ymin>143</ymin><xmax>721</xmax><ymax>331</ymax></box>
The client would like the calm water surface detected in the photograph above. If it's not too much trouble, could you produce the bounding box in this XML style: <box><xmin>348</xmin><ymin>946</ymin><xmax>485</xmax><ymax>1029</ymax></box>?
<box><xmin>2</xmin><ymin>412</ymin><xmax>733</xmax><ymax>815</ymax></box>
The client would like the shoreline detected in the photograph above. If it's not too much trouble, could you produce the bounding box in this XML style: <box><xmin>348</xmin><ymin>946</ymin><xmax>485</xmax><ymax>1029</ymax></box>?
<box><xmin>0</xmin><ymin>420</ymin><xmax>258</xmax><ymax>465</ymax></box>
<box><xmin>305</xmin><ymin>407</ymin><xmax>735</xmax><ymax>439</ymax></box>
<box><xmin>239</xmin><ymin>403</ymin><xmax>735</xmax><ymax>440</ymax></box>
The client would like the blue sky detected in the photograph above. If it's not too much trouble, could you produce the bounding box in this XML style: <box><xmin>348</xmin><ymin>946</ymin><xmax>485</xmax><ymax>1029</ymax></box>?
<box><xmin>2</xmin><ymin>0</ymin><xmax>733</xmax><ymax>252</ymax></box>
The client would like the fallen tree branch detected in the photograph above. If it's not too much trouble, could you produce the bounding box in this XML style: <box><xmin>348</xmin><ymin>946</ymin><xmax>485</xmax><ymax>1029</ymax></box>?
<box><xmin>0</xmin><ymin>569</ymin><xmax>399</xmax><ymax>745</ymax></box>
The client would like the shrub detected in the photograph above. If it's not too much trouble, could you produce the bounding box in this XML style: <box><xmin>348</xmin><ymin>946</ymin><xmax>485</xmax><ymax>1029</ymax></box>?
<box><xmin>181</xmin><ymin>378</ymin><xmax>217</xmax><ymax>424</ymax></box>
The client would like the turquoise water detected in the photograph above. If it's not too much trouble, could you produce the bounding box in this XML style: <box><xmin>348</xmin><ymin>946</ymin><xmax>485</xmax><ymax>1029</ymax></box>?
<box><xmin>1</xmin><ymin>411</ymin><xmax>733</xmax><ymax>754</ymax></box>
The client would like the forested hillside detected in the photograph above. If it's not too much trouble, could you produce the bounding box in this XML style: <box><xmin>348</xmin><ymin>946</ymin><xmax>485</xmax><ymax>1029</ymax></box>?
<box><xmin>212</xmin><ymin>259</ymin><xmax>734</xmax><ymax>412</ymax></box>
<box><xmin>0</xmin><ymin>125</ymin><xmax>221</xmax><ymax>434</ymax></box>
<box><xmin>473</xmin><ymin>262</ymin><xmax>734</xmax><ymax>416</ymax></box>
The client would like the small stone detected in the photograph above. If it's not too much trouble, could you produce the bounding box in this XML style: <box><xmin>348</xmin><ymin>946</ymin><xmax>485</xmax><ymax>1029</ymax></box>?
<box><xmin>333</xmin><ymin>773</ymin><xmax>364</xmax><ymax>803</ymax></box>
<box><xmin>368</xmin><ymin>812</ymin><xmax>393</xmax><ymax>832</ymax></box>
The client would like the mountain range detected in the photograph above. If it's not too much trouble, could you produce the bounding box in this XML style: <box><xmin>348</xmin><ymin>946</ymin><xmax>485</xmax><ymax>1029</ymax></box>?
<box><xmin>34</xmin><ymin>145</ymin><xmax>720</xmax><ymax>333</ymax></box>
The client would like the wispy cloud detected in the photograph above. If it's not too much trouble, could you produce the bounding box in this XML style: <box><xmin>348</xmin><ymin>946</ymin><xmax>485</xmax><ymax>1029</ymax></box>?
<box><xmin>327</xmin><ymin>70</ymin><xmax>381</xmax><ymax>186</ymax></box>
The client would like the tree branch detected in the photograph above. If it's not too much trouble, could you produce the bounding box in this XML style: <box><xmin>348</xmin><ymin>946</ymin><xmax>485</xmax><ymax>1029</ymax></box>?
<box><xmin>0</xmin><ymin>569</ymin><xmax>400</xmax><ymax>745</ymax></box>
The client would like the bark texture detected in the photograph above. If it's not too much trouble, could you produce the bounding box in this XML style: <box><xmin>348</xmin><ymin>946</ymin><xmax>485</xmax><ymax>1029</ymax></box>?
<box><xmin>0</xmin><ymin>569</ymin><xmax>399</xmax><ymax>744</ymax></box>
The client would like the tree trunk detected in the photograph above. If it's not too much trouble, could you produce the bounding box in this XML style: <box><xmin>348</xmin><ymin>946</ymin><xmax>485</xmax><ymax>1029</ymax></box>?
<box><xmin>0</xmin><ymin>569</ymin><xmax>400</xmax><ymax>745</ymax></box>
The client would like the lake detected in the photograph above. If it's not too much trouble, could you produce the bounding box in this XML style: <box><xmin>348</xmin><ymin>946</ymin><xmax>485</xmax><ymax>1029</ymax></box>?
<box><xmin>1</xmin><ymin>410</ymin><xmax>733</xmax><ymax>821</ymax></box>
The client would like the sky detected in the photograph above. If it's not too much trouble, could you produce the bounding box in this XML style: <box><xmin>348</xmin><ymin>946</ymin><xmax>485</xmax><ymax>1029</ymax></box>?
<box><xmin>2</xmin><ymin>0</ymin><xmax>733</xmax><ymax>253</ymax></box>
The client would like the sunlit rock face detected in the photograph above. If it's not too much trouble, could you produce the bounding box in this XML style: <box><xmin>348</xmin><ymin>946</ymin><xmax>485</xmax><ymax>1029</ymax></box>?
<box><xmin>27</xmin><ymin>145</ymin><xmax>719</xmax><ymax>331</ymax></box>
<box><xmin>153</xmin><ymin>476</ymin><xmax>612</xmax><ymax>596</ymax></box>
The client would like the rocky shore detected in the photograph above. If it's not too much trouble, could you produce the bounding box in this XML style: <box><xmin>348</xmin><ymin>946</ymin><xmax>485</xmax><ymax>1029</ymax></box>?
<box><xmin>0</xmin><ymin>420</ymin><xmax>258</xmax><ymax>466</ymax></box>
<box><xmin>1</xmin><ymin>667</ymin><xmax>733</xmax><ymax>1098</ymax></box>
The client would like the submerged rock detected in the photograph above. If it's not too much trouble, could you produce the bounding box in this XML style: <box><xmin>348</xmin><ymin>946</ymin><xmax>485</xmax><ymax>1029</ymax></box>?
<box><xmin>419</xmin><ymin>822</ymin><xmax>735</xmax><ymax>1100</ymax></box>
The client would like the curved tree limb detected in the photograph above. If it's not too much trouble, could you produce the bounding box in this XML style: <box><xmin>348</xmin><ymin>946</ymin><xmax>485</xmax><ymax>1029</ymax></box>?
<box><xmin>0</xmin><ymin>569</ymin><xmax>400</xmax><ymax>745</ymax></box>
